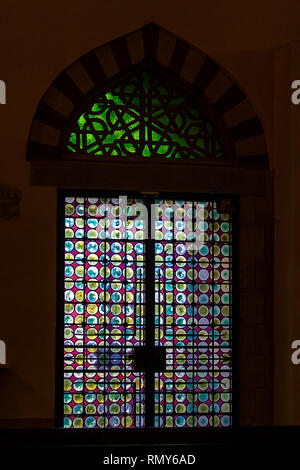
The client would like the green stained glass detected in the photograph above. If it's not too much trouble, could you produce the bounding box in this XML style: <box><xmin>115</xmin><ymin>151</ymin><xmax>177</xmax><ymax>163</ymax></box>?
<box><xmin>66</xmin><ymin>69</ymin><xmax>224</xmax><ymax>160</ymax></box>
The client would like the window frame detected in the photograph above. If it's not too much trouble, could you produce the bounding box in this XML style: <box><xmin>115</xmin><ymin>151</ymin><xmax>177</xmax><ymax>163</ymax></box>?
<box><xmin>55</xmin><ymin>189</ymin><xmax>240</xmax><ymax>438</ymax></box>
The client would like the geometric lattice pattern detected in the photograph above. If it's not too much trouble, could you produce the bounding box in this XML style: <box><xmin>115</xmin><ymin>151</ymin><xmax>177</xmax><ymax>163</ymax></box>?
<box><xmin>66</xmin><ymin>70</ymin><xmax>224</xmax><ymax>160</ymax></box>
<box><xmin>153</xmin><ymin>199</ymin><xmax>232</xmax><ymax>427</ymax></box>
<box><xmin>63</xmin><ymin>196</ymin><xmax>145</xmax><ymax>429</ymax></box>
<box><xmin>62</xmin><ymin>194</ymin><xmax>232</xmax><ymax>428</ymax></box>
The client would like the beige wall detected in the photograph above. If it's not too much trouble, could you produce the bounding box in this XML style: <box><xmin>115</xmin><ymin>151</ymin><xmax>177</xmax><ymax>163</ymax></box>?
<box><xmin>0</xmin><ymin>0</ymin><xmax>297</xmax><ymax>423</ymax></box>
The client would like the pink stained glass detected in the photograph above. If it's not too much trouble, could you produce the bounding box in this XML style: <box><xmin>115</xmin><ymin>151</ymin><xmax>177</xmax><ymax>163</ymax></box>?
<box><xmin>63</xmin><ymin>196</ymin><xmax>145</xmax><ymax>428</ymax></box>
<box><xmin>62</xmin><ymin>195</ymin><xmax>233</xmax><ymax>429</ymax></box>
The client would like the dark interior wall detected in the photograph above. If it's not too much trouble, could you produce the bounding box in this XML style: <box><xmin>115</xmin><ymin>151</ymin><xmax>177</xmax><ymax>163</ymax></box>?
<box><xmin>239</xmin><ymin>192</ymin><xmax>274</xmax><ymax>425</ymax></box>
<box><xmin>0</xmin><ymin>0</ymin><xmax>289</xmax><ymax>424</ymax></box>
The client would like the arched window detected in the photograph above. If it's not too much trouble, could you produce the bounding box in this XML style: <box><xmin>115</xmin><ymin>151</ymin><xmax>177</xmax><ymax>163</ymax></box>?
<box><xmin>59</xmin><ymin>63</ymin><xmax>236</xmax><ymax>430</ymax></box>
<box><xmin>28</xmin><ymin>24</ymin><xmax>272</xmax><ymax>432</ymax></box>
<box><xmin>61</xmin><ymin>192</ymin><xmax>235</xmax><ymax>429</ymax></box>
<box><xmin>65</xmin><ymin>67</ymin><xmax>226</xmax><ymax>161</ymax></box>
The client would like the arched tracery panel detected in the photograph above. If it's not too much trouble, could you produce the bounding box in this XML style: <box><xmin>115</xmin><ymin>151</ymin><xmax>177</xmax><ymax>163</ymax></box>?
<box><xmin>65</xmin><ymin>66</ymin><xmax>225</xmax><ymax>161</ymax></box>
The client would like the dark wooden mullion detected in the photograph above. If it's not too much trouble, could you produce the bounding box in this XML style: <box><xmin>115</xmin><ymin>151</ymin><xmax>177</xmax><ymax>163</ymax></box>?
<box><xmin>31</xmin><ymin>161</ymin><xmax>266</xmax><ymax>196</ymax></box>
<box><xmin>144</xmin><ymin>196</ymin><xmax>156</xmax><ymax>427</ymax></box>
<box><xmin>55</xmin><ymin>190</ymin><xmax>65</xmax><ymax>427</ymax></box>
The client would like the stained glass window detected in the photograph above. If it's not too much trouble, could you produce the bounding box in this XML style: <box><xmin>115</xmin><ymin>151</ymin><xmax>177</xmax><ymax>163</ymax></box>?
<box><xmin>65</xmin><ymin>69</ymin><xmax>224</xmax><ymax>160</ymax></box>
<box><xmin>61</xmin><ymin>193</ymin><xmax>234</xmax><ymax>429</ymax></box>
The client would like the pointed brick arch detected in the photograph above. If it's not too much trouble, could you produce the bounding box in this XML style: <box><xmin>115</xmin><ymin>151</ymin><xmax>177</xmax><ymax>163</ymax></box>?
<box><xmin>27</xmin><ymin>23</ymin><xmax>268</xmax><ymax>170</ymax></box>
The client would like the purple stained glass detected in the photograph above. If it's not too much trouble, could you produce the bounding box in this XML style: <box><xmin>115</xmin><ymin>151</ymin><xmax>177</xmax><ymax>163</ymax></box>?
<box><xmin>62</xmin><ymin>195</ymin><xmax>233</xmax><ymax>428</ymax></box>
<box><xmin>63</xmin><ymin>196</ymin><xmax>146</xmax><ymax>429</ymax></box>
<box><xmin>153</xmin><ymin>199</ymin><xmax>232</xmax><ymax>428</ymax></box>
